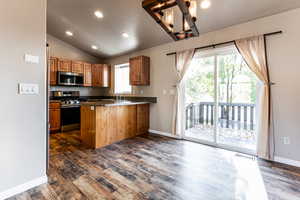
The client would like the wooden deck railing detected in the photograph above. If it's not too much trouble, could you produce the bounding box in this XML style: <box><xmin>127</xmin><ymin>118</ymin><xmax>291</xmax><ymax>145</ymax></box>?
<box><xmin>186</xmin><ymin>102</ymin><xmax>256</xmax><ymax>131</ymax></box>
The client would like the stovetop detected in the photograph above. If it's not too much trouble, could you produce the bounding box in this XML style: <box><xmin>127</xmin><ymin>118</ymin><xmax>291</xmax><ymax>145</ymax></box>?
<box><xmin>61</xmin><ymin>99</ymin><xmax>81</xmax><ymax>108</ymax></box>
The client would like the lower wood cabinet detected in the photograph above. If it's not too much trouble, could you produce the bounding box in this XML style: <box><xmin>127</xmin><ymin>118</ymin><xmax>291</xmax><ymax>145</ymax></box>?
<box><xmin>81</xmin><ymin>104</ymin><xmax>149</xmax><ymax>149</ymax></box>
<box><xmin>137</xmin><ymin>104</ymin><xmax>150</xmax><ymax>135</ymax></box>
<box><xmin>49</xmin><ymin>102</ymin><xmax>61</xmax><ymax>132</ymax></box>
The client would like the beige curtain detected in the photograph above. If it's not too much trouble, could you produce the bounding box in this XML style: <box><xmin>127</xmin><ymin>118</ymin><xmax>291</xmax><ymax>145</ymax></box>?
<box><xmin>235</xmin><ymin>35</ymin><xmax>273</xmax><ymax>160</ymax></box>
<box><xmin>172</xmin><ymin>49</ymin><xmax>195</xmax><ymax>137</ymax></box>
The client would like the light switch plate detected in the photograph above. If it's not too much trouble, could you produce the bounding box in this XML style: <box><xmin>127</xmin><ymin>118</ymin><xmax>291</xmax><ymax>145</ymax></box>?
<box><xmin>19</xmin><ymin>83</ymin><xmax>39</xmax><ymax>95</ymax></box>
<box><xmin>24</xmin><ymin>54</ymin><xmax>39</xmax><ymax>64</ymax></box>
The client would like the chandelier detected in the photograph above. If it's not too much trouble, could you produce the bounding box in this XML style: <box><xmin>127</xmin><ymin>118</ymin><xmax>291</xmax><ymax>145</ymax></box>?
<box><xmin>142</xmin><ymin>0</ymin><xmax>199</xmax><ymax>41</ymax></box>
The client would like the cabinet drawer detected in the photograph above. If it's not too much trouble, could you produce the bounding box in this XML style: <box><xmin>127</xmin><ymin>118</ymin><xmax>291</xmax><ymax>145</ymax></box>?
<box><xmin>49</xmin><ymin>102</ymin><xmax>61</xmax><ymax>109</ymax></box>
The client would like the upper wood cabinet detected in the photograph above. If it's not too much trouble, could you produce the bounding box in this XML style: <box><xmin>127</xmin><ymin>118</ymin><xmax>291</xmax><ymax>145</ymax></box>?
<box><xmin>102</xmin><ymin>64</ymin><xmax>111</xmax><ymax>88</ymax></box>
<box><xmin>49</xmin><ymin>57</ymin><xmax>58</xmax><ymax>86</ymax></box>
<box><xmin>129</xmin><ymin>56</ymin><xmax>150</xmax><ymax>86</ymax></box>
<box><xmin>83</xmin><ymin>63</ymin><xmax>92</xmax><ymax>87</ymax></box>
<box><xmin>92</xmin><ymin>64</ymin><xmax>111</xmax><ymax>87</ymax></box>
<box><xmin>50</xmin><ymin>57</ymin><xmax>110</xmax><ymax>88</ymax></box>
<box><xmin>71</xmin><ymin>61</ymin><xmax>84</xmax><ymax>74</ymax></box>
<box><xmin>58</xmin><ymin>59</ymin><xmax>72</xmax><ymax>72</ymax></box>
<box><xmin>92</xmin><ymin>64</ymin><xmax>102</xmax><ymax>87</ymax></box>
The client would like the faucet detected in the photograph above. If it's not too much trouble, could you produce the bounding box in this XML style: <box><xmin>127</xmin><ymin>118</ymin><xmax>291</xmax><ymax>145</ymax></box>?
<box><xmin>116</xmin><ymin>94</ymin><xmax>121</xmax><ymax>101</ymax></box>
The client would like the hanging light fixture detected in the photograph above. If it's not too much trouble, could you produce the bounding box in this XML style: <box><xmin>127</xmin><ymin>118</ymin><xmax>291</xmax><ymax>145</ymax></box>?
<box><xmin>142</xmin><ymin>0</ymin><xmax>199</xmax><ymax>41</ymax></box>
<box><xmin>182</xmin><ymin>0</ymin><xmax>197</xmax><ymax>38</ymax></box>
<box><xmin>189</xmin><ymin>0</ymin><xmax>197</xmax><ymax>20</ymax></box>
<box><xmin>163</xmin><ymin>8</ymin><xmax>174</xmax><ymax>32</ymax></box>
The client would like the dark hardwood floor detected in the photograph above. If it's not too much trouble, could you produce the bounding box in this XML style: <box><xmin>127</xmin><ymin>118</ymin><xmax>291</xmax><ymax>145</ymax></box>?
<box><xmin>8</xmin><ymin>131</ymin><xmax>300</xmax><ymax>200</ymax></box>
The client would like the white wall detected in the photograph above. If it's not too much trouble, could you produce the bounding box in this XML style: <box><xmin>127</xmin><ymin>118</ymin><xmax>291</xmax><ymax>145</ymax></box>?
<box><xmin>47</xmin><ymin>34</ymin><xmax>108</xmax><ymax>96</ymax></box>
<box><xmin>47</xmin><ymin>34</ymin><xmax>101</xmax><ymax>63</ymax></box>
<box><xmin>0</xmin><ymin>0</ymin><xmax>47</xmax><ymax>195</ymax></box>
<box><xmin>107</xmin><ymin>8</ymin><xmax>300</xmax><ymax>161</ymax></box>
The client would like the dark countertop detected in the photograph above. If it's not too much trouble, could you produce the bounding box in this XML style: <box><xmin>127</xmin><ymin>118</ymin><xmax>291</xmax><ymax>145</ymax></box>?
<box><xmin>50</xmin><ymin>96</ymin><xmax>157</xmax><ymax>103</ymax></box>
<box><xmin>49</xmin><ymin>100</ymin><xmax>61</xmax><ymax>103</ymax></box>
<box><xmin>81</xmin><ymin>100</ymin><xmax>151</xmax><ymax>107</ymax></box>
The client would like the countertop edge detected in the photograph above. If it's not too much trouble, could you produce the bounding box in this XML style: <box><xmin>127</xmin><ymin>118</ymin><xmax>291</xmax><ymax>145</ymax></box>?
<box><xmin>80</xmin><ymin>101</ymin><xmax>151</xmax><ymax>107</ymax></box>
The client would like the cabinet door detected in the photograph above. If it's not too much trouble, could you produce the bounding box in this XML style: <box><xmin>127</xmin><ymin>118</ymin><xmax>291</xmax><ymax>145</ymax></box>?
<box><xmin>102</xmin><ymin>64</ymin><xmax>111</xmax><ymax>88</ymax></box>
<box><xmin>92</xmin><ymin>64</ymin><xmax>102</xmax><ymax>87</ymax></box>
<box><xmin>58</xmin><ymin>59</ymin><xmax>72</xmax><ymax>72</ymax></box>
<box><xmin>49</xmin><ymin>108</ymin><xmax>61</xmax><ymax>132</ymax></box>
<box><xmin>140</xmin><ymin>57</ymin><xmax>150</xmax><ymax>85</ymax></box>
<box><xmin>84</xmin><ymin>63</ymin><xmax>92</xmax><ymax>87</ymax></box>
<box><xmin>129</xmin><ymin>56</ymin><xmax>150</xmax><ymax>86</ymax></box>
<box><xmin>72</xmin><ymin>61</ymin><xmax>84</xmax><ymax>74</ymax></box>
<box><xmin>49</xmin><ymin>57</ymin><xmax>58</xmax><ymax>86</ymax></box>
<box><xmin>129</xmin><ymin>57</ymin><xmax>141</xmax><ymax>85</ymax></box>
<box><xmin>137</xmin><ymin>104</ymin><xmax>150</xmax><ymax>135</ymax></box>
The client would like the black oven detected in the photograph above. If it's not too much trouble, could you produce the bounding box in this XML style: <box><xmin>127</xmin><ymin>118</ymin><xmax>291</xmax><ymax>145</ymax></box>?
<box><xmin>61</xmin><ymin>106</ymin><xmax>80</xmax><ymax>131</ymax></box>
<box><xmin>58</xmin><ymin>72</ymin><xmax>83</xmax><ymax>86</ymax></box>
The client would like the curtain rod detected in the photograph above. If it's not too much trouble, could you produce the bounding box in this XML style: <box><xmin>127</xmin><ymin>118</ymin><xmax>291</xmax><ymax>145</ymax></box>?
<box><xmin>166</xmin><ymin>31</ymin><xmax>283</xmax><ymax>56</ymax></box>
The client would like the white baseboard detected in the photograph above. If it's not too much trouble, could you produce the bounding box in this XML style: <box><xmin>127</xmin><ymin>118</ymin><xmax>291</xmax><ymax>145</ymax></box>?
<box><xmin>274</xmin><ymin>156</ymin><xmax>300</xmax><ymax>168</ymax></box>
<box><xmin>0</xmin><ymin>176</ymin><xmax>48</xmax><ymax>200</ymax></box>
<box><xmin>148</xmin><ymin>129</ymin><xmax>181</xmax><ymax>139</ymax></box>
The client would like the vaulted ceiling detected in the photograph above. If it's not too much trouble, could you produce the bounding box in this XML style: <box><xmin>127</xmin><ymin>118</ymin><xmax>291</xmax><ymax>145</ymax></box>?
<box><xmin>47</xmin><ymin>0</ymin><xmax>300</xmax><ymax>58</ymax></box>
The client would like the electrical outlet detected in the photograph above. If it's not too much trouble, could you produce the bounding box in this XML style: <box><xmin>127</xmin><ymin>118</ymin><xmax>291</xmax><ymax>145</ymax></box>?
<box><xmin>283</xmin><ymin>137</ymin><xmax>290</xmax><ymax>145</ymax></box>
<box><xmin>163</xmin><ymin>89</ymin><xmax>167</xmax><ymax>95</ymax></box>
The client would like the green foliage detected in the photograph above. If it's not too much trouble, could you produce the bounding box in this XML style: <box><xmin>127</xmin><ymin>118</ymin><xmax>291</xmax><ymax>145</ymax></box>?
<box><xmin>185</xmin><ymin>53</ymin><xmax>258</xmax><ymax>105</ymax></box>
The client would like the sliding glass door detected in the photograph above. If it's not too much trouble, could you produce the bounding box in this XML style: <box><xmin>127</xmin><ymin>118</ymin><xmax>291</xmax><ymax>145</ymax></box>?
<box><xmin>184</xmin><ymin>45</ymin><xmax>258</xmax><ymax>154</ymax></box>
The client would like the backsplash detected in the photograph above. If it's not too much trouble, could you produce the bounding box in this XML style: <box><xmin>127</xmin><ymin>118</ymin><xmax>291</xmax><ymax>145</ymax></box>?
<box><xmin>50</xmin><ymin>86</ymin><xmax>109</xmax><ymax>96</ymax></box>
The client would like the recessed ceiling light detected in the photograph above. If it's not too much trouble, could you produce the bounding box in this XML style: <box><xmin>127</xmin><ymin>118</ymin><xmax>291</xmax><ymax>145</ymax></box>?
<box><xmin>94</xmin><ymin>10</ymin><xmax>104</xmax><ymax>18</ymax></box>
<box><xmin>91</xmin><ymin>45</ymin><xmax>98</xmax><ymax>50</ymax></box>
<box><xmin>200</xmin><ymin>0</ymin><xmax>211</xmax><ymax>9</ymax></box>
<box><xmin>65</xmin><ymin>31</ymin><xmax>73</xmax><ymax>36</ymax></box>
<box><xmin>122</xmin><ymin>33</ymin><xmax>129</xmax><ymax>38</ymax></box>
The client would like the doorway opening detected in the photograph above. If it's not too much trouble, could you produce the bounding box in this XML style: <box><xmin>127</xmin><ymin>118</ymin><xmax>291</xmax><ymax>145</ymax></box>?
<box><xmin>184</xmin><ymin>45</ymin><xmax>259</xmax><ymax>155</ymax></box>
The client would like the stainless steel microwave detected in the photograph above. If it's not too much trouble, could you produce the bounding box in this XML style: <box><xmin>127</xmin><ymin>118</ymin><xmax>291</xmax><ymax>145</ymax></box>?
<box><xmin>58</xmin><ymin>72</ymin><xmax>84</xmax><ymax>86</ymax></box>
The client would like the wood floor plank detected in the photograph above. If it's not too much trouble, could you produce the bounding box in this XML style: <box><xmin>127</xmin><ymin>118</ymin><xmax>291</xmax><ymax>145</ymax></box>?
<box><xmin>8</xmin><ymin>131</ymin><xmax>300</xmax><ymax>200</ymax></box>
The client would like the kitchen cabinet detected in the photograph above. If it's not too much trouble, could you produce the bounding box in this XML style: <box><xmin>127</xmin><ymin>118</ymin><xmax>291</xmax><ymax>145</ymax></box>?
<box><xmin>137</xmin><ymin>104</ymin><xmax>150</xmax><ymax>135</ymax></box>
<box><xmin>92</xmin><ymin>64</ymin><xmax>111</xmax><ymax>87</ymax></box>
<box><xmin>71</xmin><ymin>61</ymin><xmax>84</xmax><ymax>74</ymax></box>
<box><xmin>58</xmin><ymin>58</ymin><xmax>72</xmax><ymax>72</ymax></box>
<box><xmin>49</xmin><ymin>102</ymin><xmax>61</xmax><ymax>132</ymax></box>
<box><xmin>51</xmin><ymin>57</ymin><xmax>110</xmax><ymax>88</ymax></box>
<box><xmin>129</xmin><ymin>56</ymin><xmax>150</xmax><ymax>86</ymax></box>
<box><xmin>49</xmin><ymin>57</ymin><xmax>58</xmax><ymax>86</ymax></box>
<box><xmin>81</xmin><ymin>103</ymin><xmax>149</xmax><ymax>149</ymax></box>
<box><xmin>83</xmin><ymin>62</ymin><xmax>92</xmax><ymax>87</ymax></box>
<box><xmin>102</xmin><ymin>64</ymin><xmax>111</xmax><ymax>87</ymax></box>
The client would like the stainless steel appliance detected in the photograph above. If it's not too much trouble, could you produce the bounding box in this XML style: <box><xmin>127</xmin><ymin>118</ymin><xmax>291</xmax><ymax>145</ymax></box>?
<box><xmin>58</xmin><ymin>72</ymin><xmax>84</xmax><ymax>86</ymax></box>
<box><xmin>52</xmin><ymin>91</ymin><xmax>81</xmax><ymax>132</ymax></box>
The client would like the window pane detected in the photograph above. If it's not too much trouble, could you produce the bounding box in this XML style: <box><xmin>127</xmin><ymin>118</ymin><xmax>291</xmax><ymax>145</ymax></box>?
<box><xmin>114</xmin><ymin>63</ymin><xmax>132</xmax><ymax>94</ymax></box>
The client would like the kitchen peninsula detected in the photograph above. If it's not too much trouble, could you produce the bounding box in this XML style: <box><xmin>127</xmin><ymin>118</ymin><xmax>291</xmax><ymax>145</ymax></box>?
<box><xmin>80</xmin><ymin>100</ymin><xmax>150</xmax><ymax>149</ymax></box>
